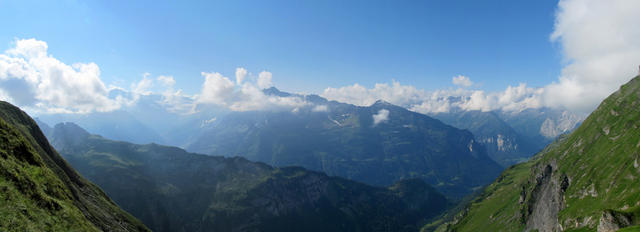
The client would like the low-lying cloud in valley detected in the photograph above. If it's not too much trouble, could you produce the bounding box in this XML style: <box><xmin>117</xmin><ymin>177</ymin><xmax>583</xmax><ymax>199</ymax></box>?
<box><xmin>372</xmin><ymin>109</ymin><xmax>390</xmax><ymax>125</ymax></box>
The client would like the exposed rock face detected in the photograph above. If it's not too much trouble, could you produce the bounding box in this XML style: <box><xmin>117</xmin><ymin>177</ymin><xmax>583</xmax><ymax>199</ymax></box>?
<box><xmin>524</xmin><ymin>161</ymin><xmax>569</xmax><ymax>232</ymax></box>
<box><xmin>597</xmin><ymin>210</ymin><xmax>633</xmax><ymax>232</ymax></box>
<box><xmin>539</xmin><ymin>111</ymin><xmax>583</xmax><ymax>139</ymax></box>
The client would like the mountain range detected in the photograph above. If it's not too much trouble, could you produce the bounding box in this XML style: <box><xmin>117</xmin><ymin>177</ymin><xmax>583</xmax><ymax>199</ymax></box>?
<box><xmin>185</xmin><ymin>90</ymin><xmax>503</xmax><ymax>198</ymax></box>
<box><xmin>42</xmin><ymin>121</ymin><xmax>450</xmax><ymax>232</ymax></box>
<box><xmin>439</xmin><ymin>75</ymin><xmax>640</xmax><ymax>231</ymax></box>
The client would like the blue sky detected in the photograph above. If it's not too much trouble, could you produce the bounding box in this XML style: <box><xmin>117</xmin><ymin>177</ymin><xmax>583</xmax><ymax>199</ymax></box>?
<box><xmin>0</xmin><ymin>0</ymin><xmax>562</xmax><ymax>94</ymax></box>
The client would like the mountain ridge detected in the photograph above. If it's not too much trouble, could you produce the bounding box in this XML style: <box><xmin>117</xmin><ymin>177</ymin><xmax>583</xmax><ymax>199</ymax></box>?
<box><xmin>186</xmin><ymin>92</ymin><xmax>503</xmax><ymax>198</ymax></box>
<box><xmin>0</xmin><ymin>101</ymin><xmax>148</xmax><ymax>231</ymax></box>
<box><xmin>49</xmin><ymin>121</ymin><xmax>451</xmax><ymax>232</ymax></box>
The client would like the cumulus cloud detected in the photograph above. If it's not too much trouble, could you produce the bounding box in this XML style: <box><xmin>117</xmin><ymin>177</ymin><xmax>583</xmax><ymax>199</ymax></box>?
<box><xmin>372</xmin><ymin>109</ymin><xmax>389</xmax><ymax>125</ymax></box>
<box><xmin>322</xmin><ymin>80</ymin><xmax>427</xmax><ymax>107</ymax></box>
<box><xmin>452</xmin><ymin>75</ymin><xmax>473</xmax><ymax>87</ymax></box>
<box><xmin>0</xmin><ymin>38</ymin><xmax>121</xmax><ymax>113</ymax></box>
<box><xmin>257</xmin><ymin>71</ymin><xmax>273</xmax><ymax>89</ymax></box>
<box><xmin>8</xmin><ymin>0</ymin><xmax>637</xmax><ymax>117</ymax></box>
<box><xmin>323</xmin><ymin>1</ymin><xmax>640</xmax><ymax>115</ymax></box>
<box><xmin>0</xmin><ymin>38</ymin><xmax>304</xmax><ymax>114</ymax></box>
<box><xmin>542</xmin><ymin>0</ymin><xmax>640</xmax><ymax>113</ymax></box>
<box><xmin>196</xmin><ymin>69</ymin><xmax>306</xmax><ymax>111</ymax></box>
<box><xmin>322</xmin><ymin>79</ymin><xmax>544</xmax><ymax>114</ymax></box>
<box><xmin>131</xmin><ymin>75</ymin><xmax>154</xmax><ymax>96</ymax></box>
<box><xmin>157</xmin><ymin>75</ymin><xmax>176</xmax><ymax>87</ymax></box>
<box><xmin>235</xmin><ymin>67</ymin><xmax>247</xmax><ymax>85</ymax></box>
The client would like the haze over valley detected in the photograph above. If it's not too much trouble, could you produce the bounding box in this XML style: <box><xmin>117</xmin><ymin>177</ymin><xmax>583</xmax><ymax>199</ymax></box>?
<box><xmin>1</xmin><ymin>0</ymin><xmax>640</xmax><ymax>231</ymax></box>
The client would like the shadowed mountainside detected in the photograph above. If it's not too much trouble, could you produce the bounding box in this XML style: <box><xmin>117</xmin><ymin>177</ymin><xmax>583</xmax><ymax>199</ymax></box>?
<box><xmin>49</xmin><ymin>122</ymin><xmax>451</xmax><ymax>232</ymax></box>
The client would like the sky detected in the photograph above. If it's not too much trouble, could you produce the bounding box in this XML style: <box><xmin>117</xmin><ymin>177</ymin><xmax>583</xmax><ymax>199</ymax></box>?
<box><xmin>0</xmin><ymin>0</ymin><xmax>639</xmax><ymax>115</ymax></box>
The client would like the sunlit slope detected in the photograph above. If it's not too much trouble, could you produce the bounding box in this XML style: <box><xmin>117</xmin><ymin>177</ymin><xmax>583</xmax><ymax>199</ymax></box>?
<box><xmin>0</xmin><ymin>101</ymin><xmax>148</xmax><ymax>231</ymax></box>
<box><xmin>442</xmin><ymin>76</ymin><xmax>640</xmax><ymax>232</ymax></box>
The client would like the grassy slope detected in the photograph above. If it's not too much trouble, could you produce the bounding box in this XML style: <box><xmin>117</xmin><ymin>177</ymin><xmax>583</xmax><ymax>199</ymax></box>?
<box><xmin>0</xmin><ymin>117</ymin><xmax>99</xmax><ymax>231</ymax></box>
<box><xmin>441</xmin><ymin>76</ymin><xmax>640</xmax><ymax>231</ymax></box>
<box><xmin>0</xmin><ymin>101</ymin><xmax>148</xmax><ymax>231</ymax></box>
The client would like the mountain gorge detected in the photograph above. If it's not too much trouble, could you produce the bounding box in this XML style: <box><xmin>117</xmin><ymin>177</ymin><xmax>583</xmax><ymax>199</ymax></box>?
<box><xmin>0</xmin><ymin>102</ymin><xmax>148</xmax><ymax>231</ymax></box>
<box><xmin>440</xmin><ymin>76</ymin><xmax>640</xmax><ymax>232</ymax></box>
<box><xmin>430</xmin><ymin>108</ymin><xmax>582</xmax><ymax>167</ymax></box>
<box><xmin>47</xmin><ymin>122</ymin><xmax>450</xmax><ymax>232</ymax></box>
<box><xmin>186</xmin><ymin>90</ymin><xmax>503</xmax><ymax>198</ymax></box>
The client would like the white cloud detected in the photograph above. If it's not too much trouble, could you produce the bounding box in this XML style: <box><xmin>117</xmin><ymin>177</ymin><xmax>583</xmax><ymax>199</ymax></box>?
<box><xmin>196</xmin><ymin>68</ymin><xmax>306</xmax><ymax>111</ymax></box>
<box><xmin>131</xmin><ymin>75</ymin><xmax>154</xmax><ymax>96</ymax></box>
<box><xmin>198</xmin><ymin>72</ymin><xmax>236</xmax><ymax>106</ymax></box>
<box><xmin>452</xmin><ymin>75</ymin><xmax>473</xmax><ymax>87</ymax></box>
<box><xmin>235</xmin><ymin>67</ymin><xmax>247</xmax><ymax>85</ymax></box>
<box><xmin>157</xmin><ymin>75</ymin><xmax>175</xmax><ymax>87</ymax></box>
<box><xmin>0</xmin><ymin>38</ymin><xmax>121</xmax><ymax>113</ymax></box>
<box><xmin>322</xmin><ymin>79</ymin><xmax>543</xmax><ymax>114</ymax></box>
<box><xmin>322</xmin><ymin>80</ymin><xmax>427</xmax><ymax>107</ymax></box>
<box><xmin>372</xmin><ymin>109</ymin><xmax>389</xmax><ymax>125</ymax></box>
<box><xmin>312</xmin><ymin>105</ymin><xmax>328</xmax><ymax>112</ymax></box>
<box><xmin>257</xmin><ymin>71</ymin><xmax>273</xmax><ymax>89</ymax></box>
<box><xmin>543</xmin><ymin>0</ymin><xmax>640</xmax><ymax>113</ymax></box>
<box><xmin>323</xmin><ymin>0</ymin><xmax>640</xmax><ymax>115</ymax></box>
<box><xmin>0</xmin><ymin>39</ymin><xmax>303</xmax><ymax>114</ymax></box>
<box><xmin>9</xmin><ymin>0</ymin><xmax>638</xmax><ymax>118</ymax></box>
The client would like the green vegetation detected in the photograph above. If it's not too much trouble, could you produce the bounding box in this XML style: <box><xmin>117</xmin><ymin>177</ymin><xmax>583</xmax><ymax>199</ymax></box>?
<box><xmin>0</xmin><ymin>101</ymin><xmax>148</xmax><ymax>231</ymax></box>
<box><xmin>619</xmin><ymin>225</ymin><xmax>640</xmax><ymax>232</ymax></box>
<box><xmin>51</xmin><ymin>122</ymin><xmax>450</xmax><ymax>232</ymax></box>
<box><xmin>440</xmin><ymin>76</ymin><xmax>640</xmax><ymax>231</ymax></box>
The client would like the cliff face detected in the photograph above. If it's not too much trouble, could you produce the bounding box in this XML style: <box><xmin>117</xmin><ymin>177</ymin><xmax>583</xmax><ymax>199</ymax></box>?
<box><xmin>523</xmin><ymin>161</ymin><xmax>569</xmax><ymax>231</ymax></box>
<box><xmin>441</xmin><ymin>76</ymin><xmax>640</xmax><ymax>232</ymax></box>
<box><xmin>0</xmin><ymin>101</ymin><xmax>148</xmax><ymax>231</ymax></box>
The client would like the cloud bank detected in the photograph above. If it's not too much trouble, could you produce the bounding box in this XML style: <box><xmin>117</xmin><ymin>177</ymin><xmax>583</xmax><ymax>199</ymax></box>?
<box><xmin>544</xmin><ymin>0</ymin><xmax>640</xmax><ymax>112</ymax></box>
<box><xmin>0</xmin><ymin>38</ymin><xmax>305</xmax><ymax>114</ymax></box>
<box><xmin>3</xmin><ymin>0</ymin><xmax>638</xmax><ymax>116</ymax></box>
<box><xmin>196</xmin><ymin>71</ymin><xmax>306</xmax><ymax>111</ymax></box>
<box><xmin>323</xmin><ymin>0</ymin><xmax>640</xmax><ymax>114</ymax></box>
<box><xmin>0</xmin><ymin>39</ymin><xmax>122</xmax><ymax>113</ymax></box>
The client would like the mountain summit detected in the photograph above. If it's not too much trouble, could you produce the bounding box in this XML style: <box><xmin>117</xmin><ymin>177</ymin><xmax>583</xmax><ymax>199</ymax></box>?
<box><xmin>186</xmin><ymin>92</ymin><xmax>502</xmax><ymax>198</ymax></box>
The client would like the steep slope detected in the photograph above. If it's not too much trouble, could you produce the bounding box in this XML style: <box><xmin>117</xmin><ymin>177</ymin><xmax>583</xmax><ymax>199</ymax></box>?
<box><xmin>0</xmin><ymin>101</ymin><xmax>148</xmax><ymax>231</ymax></box>
<box><xmin>50</xmin><ymin>122</ymin><xmax>450</xmax><ymax>232</ymax></box>
<box><xmin>431</xmin><ymin>110</ymin><xmax>541</xmax><ymax>167</ymax></box>
<box><xmin>187</xmin><ymin>91</ymin><xmax>502</xmax><ymax>198</ymax></box>
<box><xmin>441</xmin><ymin>76</ymin><xmax>640</xmax><ymax>232</ymax></box>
